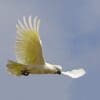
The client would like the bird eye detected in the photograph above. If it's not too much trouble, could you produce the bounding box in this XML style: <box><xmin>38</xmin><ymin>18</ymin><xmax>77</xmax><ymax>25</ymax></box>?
<box><xmin>56</xmin><ymin>70</ymin><xmax>61</xmax><ymax>75</ymax></box>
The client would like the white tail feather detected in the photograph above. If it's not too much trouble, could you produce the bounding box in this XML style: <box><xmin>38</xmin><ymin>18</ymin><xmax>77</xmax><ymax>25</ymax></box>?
<box><xmin>62</xmin><ymin>68</ymin><xmax>86</xmax><ymax>78</ymax></box>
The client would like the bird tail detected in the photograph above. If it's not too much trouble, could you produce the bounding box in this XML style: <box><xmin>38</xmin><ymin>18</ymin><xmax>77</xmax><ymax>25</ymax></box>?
<box><xmin>6</xmin><ymin>60</ymin><xmax>26</xmax><ymax>76</ymax></box>
<box><xmin>61</xmin><ymin>68</ymin><xmax>86</xmax><ymax>78</ymax></box>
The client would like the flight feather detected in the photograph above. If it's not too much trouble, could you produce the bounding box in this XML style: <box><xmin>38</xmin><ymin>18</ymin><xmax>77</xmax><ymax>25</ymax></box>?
<box><xmin>16</xmin><ymin>16</ymin><xmax>45</xmax><ymax>65</ymax></box>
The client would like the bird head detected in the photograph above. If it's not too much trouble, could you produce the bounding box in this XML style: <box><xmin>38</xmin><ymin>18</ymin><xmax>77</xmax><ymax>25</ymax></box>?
<box><xmin>53</xmin><ymin>65</ymin><xmax>62</xmax><ymax>75</ymax></box>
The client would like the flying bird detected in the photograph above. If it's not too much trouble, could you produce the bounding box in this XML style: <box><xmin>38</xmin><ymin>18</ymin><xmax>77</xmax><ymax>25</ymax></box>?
<box><xmin>7</xmin><ymin>16</ymin><xmax>86</xmax><ymax>78</ymax></box>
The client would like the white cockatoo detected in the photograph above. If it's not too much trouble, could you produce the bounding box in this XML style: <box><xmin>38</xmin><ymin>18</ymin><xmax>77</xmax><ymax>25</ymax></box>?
<box><xmin>7</xmin><ymin>16</ymin><xmax>86</xmax><ymax>78</ymax></box>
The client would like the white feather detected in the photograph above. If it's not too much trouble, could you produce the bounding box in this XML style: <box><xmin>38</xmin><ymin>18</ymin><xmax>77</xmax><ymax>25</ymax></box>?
<box><xmin>18</xmin><ymin>19</ymin><xmax>25</xmax><ymax>30</ymax></box>
<box><xmin>36</xmin><ymin>19</ymin><xmax>40</xmax><ymax>32</ymax></box>
<box><xmin>33</xmin><ymin>16</ymin><xmax>38</xmax><ymax>31</ymax></box>
<box><xmin>62</xmin><ymin>68</ymin><xmax>86</xmax><ymax>78</ymax></box>
<box><xmin>28</xmin><ymin>16</ymin><xmax>33</xmax><ymax>30</ymax></box>
<box><xmin>23</xmin><ymin>16</ymin><xmax>29</xmax><ymax>30</ymax></box>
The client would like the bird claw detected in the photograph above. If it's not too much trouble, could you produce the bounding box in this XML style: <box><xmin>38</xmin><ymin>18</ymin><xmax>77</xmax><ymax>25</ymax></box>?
<box><xmin>21</xmin><ymin>70</ymin><xmax>30</xmax><ymax>76</ymax></box>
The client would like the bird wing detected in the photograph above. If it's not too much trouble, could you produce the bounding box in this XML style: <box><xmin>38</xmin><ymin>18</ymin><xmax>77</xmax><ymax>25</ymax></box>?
<box><xmin>15</xmin><ymin>16</ymin><xmax>45</xmax><ymax>65</ymax></box>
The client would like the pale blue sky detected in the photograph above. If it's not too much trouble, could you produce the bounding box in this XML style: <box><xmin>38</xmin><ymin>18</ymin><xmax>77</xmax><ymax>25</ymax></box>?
<box><xmin>0</xmin><ymin>0</ymin><xmax>100</xmax><ymax>100</ymax></box>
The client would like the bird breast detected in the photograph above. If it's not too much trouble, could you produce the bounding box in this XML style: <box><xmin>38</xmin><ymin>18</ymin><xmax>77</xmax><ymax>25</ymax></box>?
<box><xmin>27</xmin><ymin>64</ymin><xmax>57</xmax><ymax>74</ymax></box>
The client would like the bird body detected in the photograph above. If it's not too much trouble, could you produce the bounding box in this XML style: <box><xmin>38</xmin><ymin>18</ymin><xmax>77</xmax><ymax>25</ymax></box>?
<box><xmin>7</xmin><ymin>16</ymin><xmax>86</xmax><ymax>78</ymax></box>
<box><xmin>7</xmin><ymin>60</ymin><xmax>62</xmax><ymax>76</ymax></box>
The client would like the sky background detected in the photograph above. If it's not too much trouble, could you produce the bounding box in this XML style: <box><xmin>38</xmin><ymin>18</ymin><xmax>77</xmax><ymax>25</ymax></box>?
<box><xmin>0</xmin><ymin>0</ymin><xmax>100</xmax><ymax>100</ymax></box>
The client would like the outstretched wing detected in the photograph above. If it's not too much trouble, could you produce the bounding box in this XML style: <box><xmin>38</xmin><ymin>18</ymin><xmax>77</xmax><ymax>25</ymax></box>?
<box><xmin>16</xmin><ymin>16</ymin><xmax>45</xmax><ymax>65</ymax></box>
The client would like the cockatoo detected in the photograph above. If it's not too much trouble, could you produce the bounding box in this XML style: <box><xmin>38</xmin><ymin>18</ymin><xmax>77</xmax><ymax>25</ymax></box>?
<box><xmin>7</xmin><ymin>16</ymin><xmax>86</xmax><ymax>78</ymax></box>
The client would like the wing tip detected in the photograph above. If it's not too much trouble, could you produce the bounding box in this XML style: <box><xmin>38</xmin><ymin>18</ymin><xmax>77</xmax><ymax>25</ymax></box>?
<box><xmin>16</xmin><ymin>16</ymin><xmax>40</xmax><ymax>32</ymax></box>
